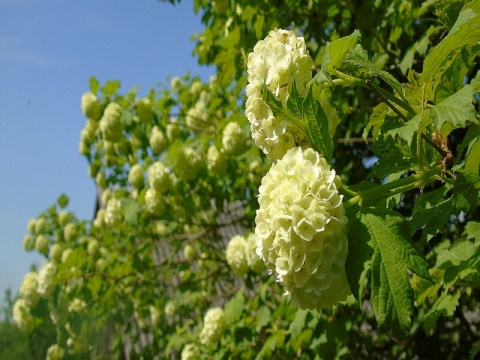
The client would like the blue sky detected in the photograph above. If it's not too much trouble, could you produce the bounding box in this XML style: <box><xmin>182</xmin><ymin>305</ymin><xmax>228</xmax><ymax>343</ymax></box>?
<box><xmin>0</xmin><ymin>0</ymin><xmax>213</xmax><ymax>301</ymax></box>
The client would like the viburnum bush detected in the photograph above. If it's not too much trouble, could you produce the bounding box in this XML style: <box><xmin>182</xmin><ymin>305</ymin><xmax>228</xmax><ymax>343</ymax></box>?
<box><xmin>14</xmin><ymin>1</ymin><xmax>480</xmax><ymax>359</ymax></box>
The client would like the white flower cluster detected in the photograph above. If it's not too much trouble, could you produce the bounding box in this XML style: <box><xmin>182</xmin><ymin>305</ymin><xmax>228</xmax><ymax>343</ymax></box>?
<box><xmin>99</xmin><ymin>102</ymin><xmax>124</xmax><ymax>142</ymax></box>
<box><xmin>13</xmin><ymin>299</ymin><xmax>35</xmax><ymax>333</ymax></box>
<box><xmin>174</xmin><ymin>146</ymin><xmax>202</xmax><ymax>181</ymax></box>
<box><xmin>226</xmin><ymin>235</ymin><xmax>249</xmax><ymax>276</ymax></box>
<box><xmin>81</xmin><ymin>92</ymin><xmax>102</xmax><ymax>121</ymax></box>
<box><xmin>207</xmin><ymin>145</ymin><xmax>227</xmax><ymax>174</ymax></box>
<box><xmin>145</xmin><ymin>188</ymin><xmax>165</xmax><ymax>216</ymax></box>
<box><xmin>245</xmin><ymin>28</ymin><xmax>313</xmax><ymax>160</ymax></box>
<box><xmin>222</xmin><ymin>122</ymin><xmax>245</xmax><ymax>156</ymax></box>
<box><xmin>68</xmin><ymin>298</ymin><xmax>87</xmax><ymax>314</ymax></box>
<box><xmin>181</xmin><ymin>343</ymin><xmax>200</xmax><ymax>360</ymax></box>
<box><xmin>149</xmin><ymin>126</ymin><xmax>168</xmax><ymax>154</ymax></box>
<box><xmin>35</xmin><ymin>234</ymin><xmax>49</xmax><ymax>255</ymax></box>
<box><xmin>255</xmin><ymin>147</ymin><xmax>350</xmax><ymax>310</ymax></box>
<box><xmin>19</xmin><ymin>272</ymin><xmax>40</xmax><ymax>307</ymax></box>
<box><xmin>148</xmin><ymin>161</ymin><xmax>171</xmax><ymax>193</ymax></box>
<box><xmin>46</xmin><ymin>344</ymin><xmax>65</xmax><ymax>360</ymax></box>
<box><xmin>245</xmin><ymin>233</ymin><xmax>264</xmax><ymax>273</ymax></box>
<box><xmin>37</xmin><ymin>262</ymin><xmax>57</xmax><ymax>299</ymax></box>
<box><xmin>186</xmin><ymin>96</ymin><xmax>209</xmax><ymax>131</ymax></box>
<box><xmin>105</xmin><ymin>198</ymin><xmax>123</xmax><ymax>227</ymax></box>
<box><xmin>128</xmin><ymin>164</ymin><xmax>144</xmax><ymax>190</ymax></box>
<box><xmin>199</xmin><ymin>307</ymin><xmax>224</xmax><ymax>344</ymax></box>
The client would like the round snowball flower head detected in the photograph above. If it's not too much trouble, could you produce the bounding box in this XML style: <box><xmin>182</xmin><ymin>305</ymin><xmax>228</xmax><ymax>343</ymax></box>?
<box><xmin>255</xmin><ymin>147</ymin><xmax>350</xmax><ymax>310</ymax></box>
<box><xmin>148</xmin><ymin>161</ymin><xmax>171</xmax><ymax>193</ymax></box>
<box><xmin>222</xmin><ymin>121</ymin><xmax>245</xmax><ymax>156</ymax></box>
<box><xmin>128</xmin><ymin>164</ymin><xmax>144</xmax><ymax>190</ymax></box>
<box><xmin>149</xmin><ymin>126</ymin><xmax>168</xmax><ymax>155</ymax></box>
<box><xmin>64</xmin><ymin>223</ymin><xmax>77</xmax><ymax>243</ymax></box>
<box><xmin>226</xmin><ymin>235</ymin><xmax>249</xmax><ymax>276</ymax></box>
<box><xmin>199</xmin><ymin>307</ymin><xmax>225</xmax><ymax>344</ymax></box>
<box><xmin>50</xmin><ymin>243</ymin><xmax>63</xmax><ymax>262</ymax></box>
<box><xmin>136</xmin><ymin>97</ymin><xmax>153</xmax><ymax>123</ymax></box>
<box><xmin>105</xmin><ymin>198</ymin><xmax>123</xmax><ymax>227</ymax></box>
<box><xmin>37</xmin><ymin>262</ymin><xmax>57</xmax><ymax>299</ymax></box>
<box><xmin>13</xmin><ymin>299</ymin><xmax>35</xmax><ymax>334</ymax></box>
<box><xmin>207</xmin><ymin>145</ymin><xmax>227</xmax><ymax>175</ymax></box>
<box><xmin>166</xmin><ymin>120</ymin><xmax>181</xmax><ymax>142</ymax></box>
<box><xmin>181</xmin><ymin>343</ymin><xmax>200</xmax><ymax>360</ymax></box>
<box><xmin>46</xmin><ymin>344</ymin><xmax>65</xmax><ymax>360</ymax></box>
<box><xmin>19</xmin><ymin>272</ymin><xmax>40</xmax><ymax>308</ymax></box>
<box><xmin>145</xmin><ymin>188</ymin><xmax>166</xmax><ymax>216</ymax></box>
<box><xmin>174</xmin><ymin>146</ymin><xmax>202</xmax><ymax>182</ymax></box>
<box><xmin>99</xmin><ymin>102</ymin><xmax>124</xmax><ymax>142</ymax></box>
<box><xmin>245</xmin><ymin>28</ymin><xmax>313</xmax><ymax>160</ymax></box>
<box><xmin>81</xmin><ymin>91</ymin><xmax>102</xmax><ymax>121</ymax></box>
<box><xmin>35</xmin><ymin>234</ymin><xmax>49</xmax><ymax>255</ymax></box>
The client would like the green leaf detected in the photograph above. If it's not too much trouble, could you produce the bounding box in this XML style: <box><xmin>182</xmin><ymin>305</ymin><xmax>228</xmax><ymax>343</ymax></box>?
<box><xmin>369</xmin><ymin>155</ymin><xmax>414</xmax><ymax>179</ymax></box>
<box><xmin>454</xmin><ymin>173</ymin><xmax>480</xmax><ymax>212</ymax></box>
<box><xmin>224</xmin><ymin>290</ymin><xmax>245</xmax><ymax>324</ymax></box>
<box><xmin>101</xmin><ymin>80</ymin><xmax>121</xmax><ymax>96</ymax></box>
<box><xmin>288</xmin><ymin>309</ymin><xmax>308</xmax><ymax>338</ymax></box>
<box><xmin>89</xmin><ymin>76</ymin><xmax>99</xmax><ymax>94</ymax></box>
<box><xmin>385</xmin><ymin>111</ymin><xmax>431</xmax><ymax>147</ymax></box>
<box><xmin>254</xmin><ymin>305</ymin><xmax>271</xmax><ymax>332</ymax></box>
<box><xmin>345</xmin><ymin>44</ymin><xmax>404</xmax><ymax>97</ymax></box>
<box><xmin>421</xmin><ymin>1</ymin><xmax>480</xmax><ymax>97</ymax></box>
<box><xmin>57</xmin><ymin>193</ymin><xmax>69</xmax><ymax>208</ymax></box>
<box><xmin>456</xmin><ymin>124</ymin><xmax>480</xmax><ymax>159</ymax></box>
<box><xmin>363</xmin><ymin>102</ymin><xmax>389</xmax><ymax>140</ymax></box>
<box><xmin>423</xmin><ymin>290</ymin><xmax>461</xmax><ymax>333</ymax></box>
<box><xmin>428</xmin><ymin>85</ymin><xmax>477</xmax><ymax>135</ymax></box>
<box><xmin>409</xmin><ymin>198</ymin><xmax>454</xmax><ymax>243</ymax></box>
<box><xmin>324</xmin><ymin>30</ymin><xmax>361</xmax><ymax>73</ymax></box>
<box><xmin>122</xmin><ymin>198</ymin><xmax>138</xmax><ymax>226</ymax></box>
<box><xmin>464</xmin><ymin>221</ymin><xmax>480</xmax><ymax>241</ymax></box>
<box><xmin>346</xmin><ymin>216</ymin><xmax>373</xmax><ymax>300</ymax></box>
<box><xmin>358</xmin><ymin>208</ymin><xmax>431</xmax><ymax>336</ymax></box>
<box><xmin>264</xmin><ymin>83</ymin><xmax>333</xmax><ymax>161</ymax></box>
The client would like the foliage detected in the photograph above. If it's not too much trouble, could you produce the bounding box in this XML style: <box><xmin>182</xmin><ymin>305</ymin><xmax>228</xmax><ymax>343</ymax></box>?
<box><xmin>14</xmin><ymin>0</ymin><xmax>480</xmax><ymax>359</ymax></box>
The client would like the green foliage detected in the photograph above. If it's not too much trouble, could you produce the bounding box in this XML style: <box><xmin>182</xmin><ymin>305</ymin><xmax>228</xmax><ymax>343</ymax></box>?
<box><xmin>14</xmin><ymin>0</ymin><xmax>480</xmax><ymax>359</ymax></box>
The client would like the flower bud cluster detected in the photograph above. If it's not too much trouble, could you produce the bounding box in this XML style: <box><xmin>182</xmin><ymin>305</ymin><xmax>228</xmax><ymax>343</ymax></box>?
<box><xmin>64</xmin><ymin>223</ymin><xmax>77</xmax><ymax>243</ymax></box>
<box><xmin>46</xmin><ymin>344</ymin><xmax>65</xmax><ymax>360</ymax></box>
<box><xmin>149</xmin><ymin>126</ymin><xmax>168</xmax><ymax>154</ymax></box>
<box><xmin>181</xmin><ymin>343</ymin><xmax>200</xmax><ymax>360</ymax></box>
<box><xmin>186</xmin><ymin>97</ymin><xmax>209</xmax><ymax>131</ymax></box>
<box><xmin>145</xmin><ymin>188</ymin><xmax>165</xmax><ymax>216</ymax></box>
<box><xmin>12</xmin><ymin>299</ymin><xmax>35</xmax><ymax>333</ymax></box>
<box><xmin>199</xmin><ymin>307</ymin><xmax>224</xmax><ymax>344</ymax></box>
<box><xmin>99</xmin><ymin>102</ymin><xmax>124</xmax><ymax>142</ymax></box>
<box><xmin>207</xmin><ymin>145</ymin><xmax>227</xmax><ymax>175</ymax></box>
<box><xmin>37</xmin><ymin>262</ymin><xmax>56</xmax><ymax>299</ymax></box>
<box><xmin>174</xmin><ymin>147</ymin><xmax>202</xmax><ymax>181</ymax></box>
<box><xmin>246</xmin><ymin>29</ymin><xmax>313</xmax><ymax>160</ymax></box>
<box><xmin>105</xmin><ymin>198</ymin><xmax>123</xmax><ymax>227</ymax></box>
<box><xmin>148</xmin><ymin>162</ymin><xmax>171</xmax><ymax>193</ymax></box>
<box><xmin>255</xmin><ymin>147</ymin><xmax>350</xmax><ymax>310</ymax></box>
<box><xmin>222</xmin><ymin>122</ymin><xmax>245</xmax><ymax>156</ymax></box>
<box><xmin>226</xmin><ymin>235</ymin><xmax>249</xmax><ymax>276</ymax></box>
<box><xmin>128</xmin><ymin>164</ymin><xmax>144</xmax><ymax>190</ymax></box>
<box><xmin>35</xmin><ymin>234</ymin><xmax>49</xmax><ymax>255</ymax></box>
<box><xmin>19</xmin><ymin>272</ymin><xmax>40</xmax><ymax>307</ymax></box>
<box><xmin>81</xmin><ymin>92</ymin><xmax>102</xmax><ymax>120</ymax></box>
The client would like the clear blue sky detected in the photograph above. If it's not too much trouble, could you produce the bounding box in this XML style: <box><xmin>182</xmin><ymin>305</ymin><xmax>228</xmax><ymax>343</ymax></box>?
<box><xmin>0</xmin><ymin>0</ymin><xmax>213</xmax><ymax>301</ymax></box>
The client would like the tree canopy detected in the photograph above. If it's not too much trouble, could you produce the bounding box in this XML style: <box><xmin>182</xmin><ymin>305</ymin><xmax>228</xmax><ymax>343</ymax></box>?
<box><xmin>10</xmin><ymin>0</ymin><xmax>480</xmax><ymax>359</ymax></box>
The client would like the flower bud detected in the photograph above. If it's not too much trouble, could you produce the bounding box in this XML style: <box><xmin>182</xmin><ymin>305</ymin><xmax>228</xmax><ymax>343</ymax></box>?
<box><xmin>148</xmin><ymin>161</ymin><xmax>171</xmax><ymax>193</ymax></box>
<box><xmin>166</xmin><ymin>120</ymin><xmax>181</xmax><ymax>142</ymax></box>
<box><xmin>174</xmin><ymin>146</ymin><xmax>202</xmax><ymax>181</ymax></box>
<box><xmin>222</xmin><ymin>122</ymin><xmax>245</xmax><ymax>156</ymax></box>
<box><xmin>81</xmin><ymin>92</ymin><xmax>102</xmax><ymax>120</ymax></box>
<box><xmin>37</xmin><ymin>262</ymin><xmax>56</xmax><ymax>299</ymax></box>
<box><xmin>64</xmin><ymin>223</ymin><xmax>77</xmax><ymax>243</ymax></box>
<box><xmin>200</xmin><ymin>307</ymin><xmax>224</xmax><ymax>344</ymax></box>
<box><xmin>226</xmin><ymin>235</ymin><xmax>248</xmax><ymax>276</ymax></box>
<box><xmin>207</xmin><ymin>145</ymin><xmax>227</xmax><ymax>175</ymax></box>
<box><xmin>136</xmin><ymin>97</ymin><xmax>153</xmax><ymax>123</ymax></box>
<box><xmin>19</xmin><ymin>272</ymin><xmax>40</xmax><ymax>308</ymax></box>
<box><xmin>128</xmin><ymin>164</ymin><xmax>144</xmax><ymax>190</ymax></box>
<box><xmin>145</xmin><ymin>188</ymin><xmax>165</xmax><ymax>216</ymax></box>
<box><xmin>149</xmin><ymin>126</ymin><xmax>168</xmax><ymax>154</ymax></box>
<box><xmin>35</xmin><ymin>234</ymin><xmax>49</xmax><ymax>255</ymax></box>
<box><xmin>23</xmin><ymin>235</ymin><xmax>35</xmax><ymax>252</ymax></box>
<box><xmin>99</xmin><ymin>102</ymin><xmax>124</xmax><ymax>142</ymax></box>
<box><xmin>49</xmin><ymin>243</ymin><xmax>63</xmax><ymax>262</ymax></box>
